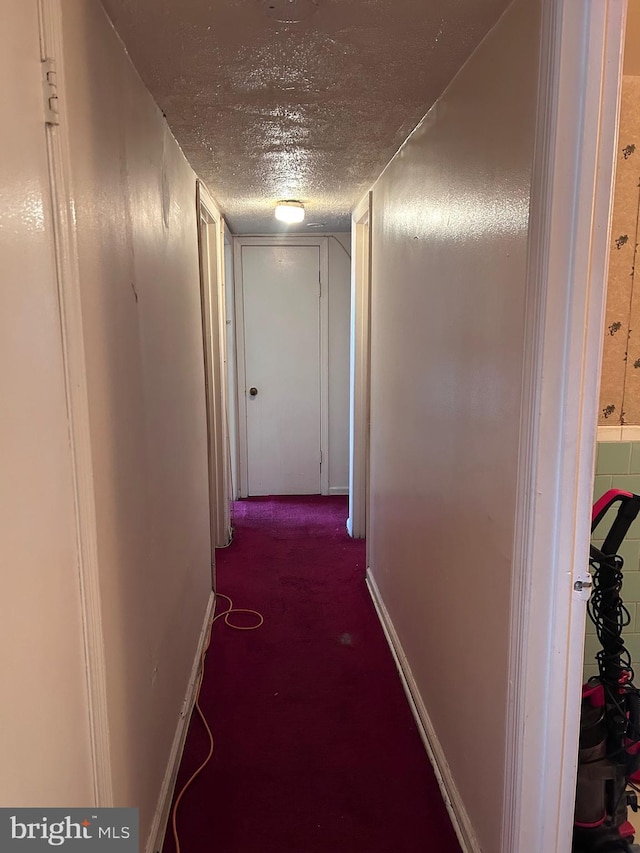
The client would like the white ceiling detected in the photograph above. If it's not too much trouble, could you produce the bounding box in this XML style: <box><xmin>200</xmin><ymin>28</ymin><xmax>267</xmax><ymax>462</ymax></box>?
<box><xmin>100</xmin><ymin>0</ymin><xmax>511</xmax><ymax>233</ymax></box>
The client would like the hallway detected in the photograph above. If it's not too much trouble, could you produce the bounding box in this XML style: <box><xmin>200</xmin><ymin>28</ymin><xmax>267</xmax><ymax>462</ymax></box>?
<box><xmin>3</xmin><ymin>0</ymin><xmax>616</xmax><ymax>848</ymax></box>
<box><xmin>165</xmin><ymin>497</ymin><xmax>460</xmax><ymax>853</ymax></box>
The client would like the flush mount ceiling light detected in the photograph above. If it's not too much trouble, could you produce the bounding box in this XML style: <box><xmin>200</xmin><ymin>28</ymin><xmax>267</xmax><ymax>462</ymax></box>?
<box><xmin>275</xmin><ymin>200</ymin><xmax>305</xmax><ymax>223</ymax></box>
<box><xmin>261</xmin><ymin>0</ymin><xmax>320</xmax><ymax>24</ymax></box>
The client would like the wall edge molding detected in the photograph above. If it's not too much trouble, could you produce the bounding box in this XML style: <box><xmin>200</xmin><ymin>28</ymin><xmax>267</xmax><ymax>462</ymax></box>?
<box><xmin>38</xmin><ymin>0</ymin><xmax>114</xmax><ymax>805</ymax></box>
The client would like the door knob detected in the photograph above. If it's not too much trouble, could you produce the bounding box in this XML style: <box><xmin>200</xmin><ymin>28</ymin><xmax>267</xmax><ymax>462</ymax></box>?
<box><xmin>249</xmin><ymin>387</ymin><xmax>258</xmax><ymax>397</ymax></box>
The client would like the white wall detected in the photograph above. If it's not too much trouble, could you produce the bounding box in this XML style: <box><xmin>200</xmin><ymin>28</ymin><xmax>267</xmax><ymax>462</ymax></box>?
<box><xmin>60</xmin><ymin>0</ymin><xmax>213</xmax><ymax>839</ymax></box>
<box><xmin>367</xmin><ymin>0</ymin><xmax>540</xmax><ymax>849</ymax></box>
<box><xmin>0</xmin><ymin>0</ymin><xmax>94</xmax><ymax>805</ymax></box>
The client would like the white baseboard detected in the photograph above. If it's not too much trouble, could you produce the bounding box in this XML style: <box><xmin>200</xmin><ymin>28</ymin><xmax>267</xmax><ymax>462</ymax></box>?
<box><xmin>346</xmin><ymin>516</ymin><xmax>353</xmax><ymax>536</ymax></box>
<box><xmin>145</xmin><ymin>590</ymin><xmax>215</xmax><ymax>853</ymax></box>
<box><xmin>365</xmin><ymin>570</ymin><xmax>480</xmax><ymax>853</ymax></box>
<box><xmin>329</xmin><ymin>486</ymin><xmax>349</xmax><ymax>495</ymax></box>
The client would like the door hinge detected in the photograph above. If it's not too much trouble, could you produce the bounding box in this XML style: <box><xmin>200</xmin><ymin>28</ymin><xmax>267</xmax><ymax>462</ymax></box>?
<box><xmin>320</xmin><ymin>450</ymin><xmax>323</xmax><ymax>465</ymax></box>
<box><xmin>42</xmin><ymin>58</ymin><xmax>60</xmax><ymax>126</ymax></box>
<box><xmin>573</xmin><ymin>574</ymin><xmax>593</xmax><ymax>601</ymax></box>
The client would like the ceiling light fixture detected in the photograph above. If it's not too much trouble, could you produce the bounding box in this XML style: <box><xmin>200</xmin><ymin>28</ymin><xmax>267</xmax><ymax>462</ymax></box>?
<box><xmin>275</xmin><ymin>200</ymin><xmax>305</xmax><ymax>223</ymax></box>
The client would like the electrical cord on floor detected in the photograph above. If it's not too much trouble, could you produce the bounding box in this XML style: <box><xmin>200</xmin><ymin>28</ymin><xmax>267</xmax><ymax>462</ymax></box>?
<box><xmin>216</xmin><ymin>529</ymin><xmax>235</xmax><ymax>549</ymax></box>
<box><xmin>171</xmin><ymin>592</ymin><xmax>263</xmax><ymax>853</ymax></box>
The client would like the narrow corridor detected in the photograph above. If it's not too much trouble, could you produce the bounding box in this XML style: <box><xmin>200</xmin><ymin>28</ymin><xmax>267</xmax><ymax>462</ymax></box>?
<box><xmin>164</xmin><ymin>497</ymin><xmax>460</xmax><ymax>853</ymax></box>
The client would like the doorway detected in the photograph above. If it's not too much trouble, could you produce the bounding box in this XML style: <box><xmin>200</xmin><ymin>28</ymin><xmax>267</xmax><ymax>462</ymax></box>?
<box><xmin>197</xmin><ymin>182</ymin><xmax>231</xmax><ymax>556</ymax></box>
<box><xmin>347</xmin><ymin>193</ymin><xmax>372</xmax><ymax>543</ymax></box>
<box><xmin>234</xmin><ymin>236</ymin><xmax>330</xmax><ymax>497</ymax></box>
<box><xmin>577</xmin><ymin>1</ymin><xmax>640</xmax><ymax>842</ymax></box>
<box><xmin>224</xmin><ymin>225</ymin><xmax>240</xmax><ymax>500</ymax></box>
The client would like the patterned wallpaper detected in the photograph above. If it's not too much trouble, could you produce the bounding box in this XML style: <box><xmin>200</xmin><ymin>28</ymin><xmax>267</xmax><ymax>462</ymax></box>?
<box><xmin>599</xmin><ymin>77</ymin><xmax>640</xmax><ymax>425</ymax></box>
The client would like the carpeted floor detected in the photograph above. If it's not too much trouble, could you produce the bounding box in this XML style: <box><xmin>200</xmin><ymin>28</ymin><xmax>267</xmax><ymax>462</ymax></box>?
<box><xmin>163</xmin><ymin>495</ymin><xmax>461</xmax><ymax>853</ymax></box>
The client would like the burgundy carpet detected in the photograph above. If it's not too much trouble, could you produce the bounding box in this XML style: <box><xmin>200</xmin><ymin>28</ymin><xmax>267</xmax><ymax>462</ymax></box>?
<box><xmin>164</xmin><ymin>496</ymin><xmax>461</xmax><ymax>853</ymax></box>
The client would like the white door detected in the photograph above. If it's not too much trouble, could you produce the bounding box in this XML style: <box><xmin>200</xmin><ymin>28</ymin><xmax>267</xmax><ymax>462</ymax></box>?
<box><xmin>240</xmin><ymin>244</ymin><xmax>322</xmax><ymax>495</ymax></box>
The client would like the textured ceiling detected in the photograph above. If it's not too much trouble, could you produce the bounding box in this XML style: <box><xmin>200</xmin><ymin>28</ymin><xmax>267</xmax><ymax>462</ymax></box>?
<box><xmin>100</xmin><ymin>0</ymin><xmax>511</xmax><ymax>233</ymax></box>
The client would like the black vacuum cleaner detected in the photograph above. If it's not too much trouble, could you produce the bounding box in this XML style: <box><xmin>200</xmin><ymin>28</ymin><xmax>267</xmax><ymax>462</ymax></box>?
<box><xmin>573</xmin><ymin>489</ymin><xmax>640</xmax><ymax>852</ymax></box>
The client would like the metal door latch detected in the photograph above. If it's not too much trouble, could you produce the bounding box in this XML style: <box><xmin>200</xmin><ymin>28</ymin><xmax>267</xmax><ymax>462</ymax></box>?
<box><xmin>574</xmin><ymin>575</ymin><xmax>593</xmax><ymax>599</ymax></box>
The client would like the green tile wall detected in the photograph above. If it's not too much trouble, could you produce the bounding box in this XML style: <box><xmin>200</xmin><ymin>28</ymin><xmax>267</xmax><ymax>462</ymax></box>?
<box><xmin>585</xmin><ymin>441</ymin><xmax>640</xmax><ymax>681</ymax></box>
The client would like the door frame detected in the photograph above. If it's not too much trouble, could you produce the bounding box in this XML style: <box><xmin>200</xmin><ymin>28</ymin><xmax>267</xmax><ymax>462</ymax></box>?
<box><xmin>196</xmin><ymin>181</ymin><xmax>231</xmax><ymax>556</ymax></box>
<box><xmin>234</xmin><ymin>235</ymin><xmax>330</xmax><ymax>497</ymax></box>
<box><xmin>348</xmin><ymin>193</ymin><xmax>372</xmax><ymax>541</ymax></box>
<box><xmin>223</xmin><ymin>223</ymin><xmax>241</xmax><ymax>501</ymax></box>
<box><xmin>38</xmin><ymin>0</ymin><xmax>114</xmax><ymax>805</ymax></box>
<box><xmin>503</xmin><ymin>1</ymin><xmax>626</xmax><ymax>850</ymax></box>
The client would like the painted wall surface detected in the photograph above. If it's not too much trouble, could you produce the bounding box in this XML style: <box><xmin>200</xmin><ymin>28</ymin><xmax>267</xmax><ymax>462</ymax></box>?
<box><xmin>60</xmin><ymin>1</ymin><xmax>212</xmax><ymax>837</ymax></box>
<box><xmin>599</xmin><ymin>77</ymin><xmax>640</xmax><ymax>426</ymax></box>
<box><xmin>0</xmin><ymin>0</ymin><xmax>94</xmax><ymax>805</ymax></box>
<box><xmin>367</xmin><ymin>0</ymin><xmax>539</xmax><ymax>849</ymax></box>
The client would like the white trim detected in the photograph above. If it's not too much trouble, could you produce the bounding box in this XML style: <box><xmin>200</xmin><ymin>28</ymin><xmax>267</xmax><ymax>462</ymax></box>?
<box><xmin>348</xmin><ymin>193</ymin><xmax>372</xmax><ymax>539</ymax></box>
<box><xmin>197</xmin><ymin>181</ymin><xmax>220</xmax><ymax>221</ymax></box>
<box><xmin>233</xmin><ymin>238</ymin><xmax>249</xmax><ymax>498</ymax></box>
<box><xmin>597</xmin><ymin>425</ymin><xmax>640</xmax><ymax>441</ymax></box>
<box><xmin>503</xmin><ymin>2</ymin><xmax>625</xmax><ymax>851</ymax></box>
<box><xmin>216</xmin><ymin>214</ymin><xmax>233</xmax><ymax>532</ymax></box>
<box><xmin>38</xmin><ymin>0</ymin><xmax>113</xmax><ymax>806</ymax></box>
<box><xmin>217</xmin><ymin>213</ymin><xmax>231</xmax><ymax>541</ymax></box>
<box><xmin>329</xmin><ymin>486</ymin><xmax>349</xmax><ymax>495</ymax></box>
<box><xmin>223</xmin><ymin>223</ymin><xmax>241</xmax><ymax>501</ymax></box>
<box><xmin>365</xmin><ymin>571</ymin><xmax>479</xmax><ymax>853</ymax></box>
<box><xmin>145</xmin><ymin>592</ymin><xmax>215</xmax><ymax>853</ymax></box>
<box><xmin>320</xmin><ymin>237</ymin><xmax>330</xmax><ymax>496</ymax></box>
<box><xmin>196</xmin><ymin>182</ymin><xmax>231</xmax><ymax>553</ymax></box>
<box><xmin>233</xmin><ymin>236</ymin><xmax>330</xmax><ymax>497</ymax></box>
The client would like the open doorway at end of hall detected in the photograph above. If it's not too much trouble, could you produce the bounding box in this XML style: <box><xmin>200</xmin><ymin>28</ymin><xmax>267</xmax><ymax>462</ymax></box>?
<box><xmin>232</xmin><ymin>235</ymin><xmax>351</xmax><ymax>499</ymax></box>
